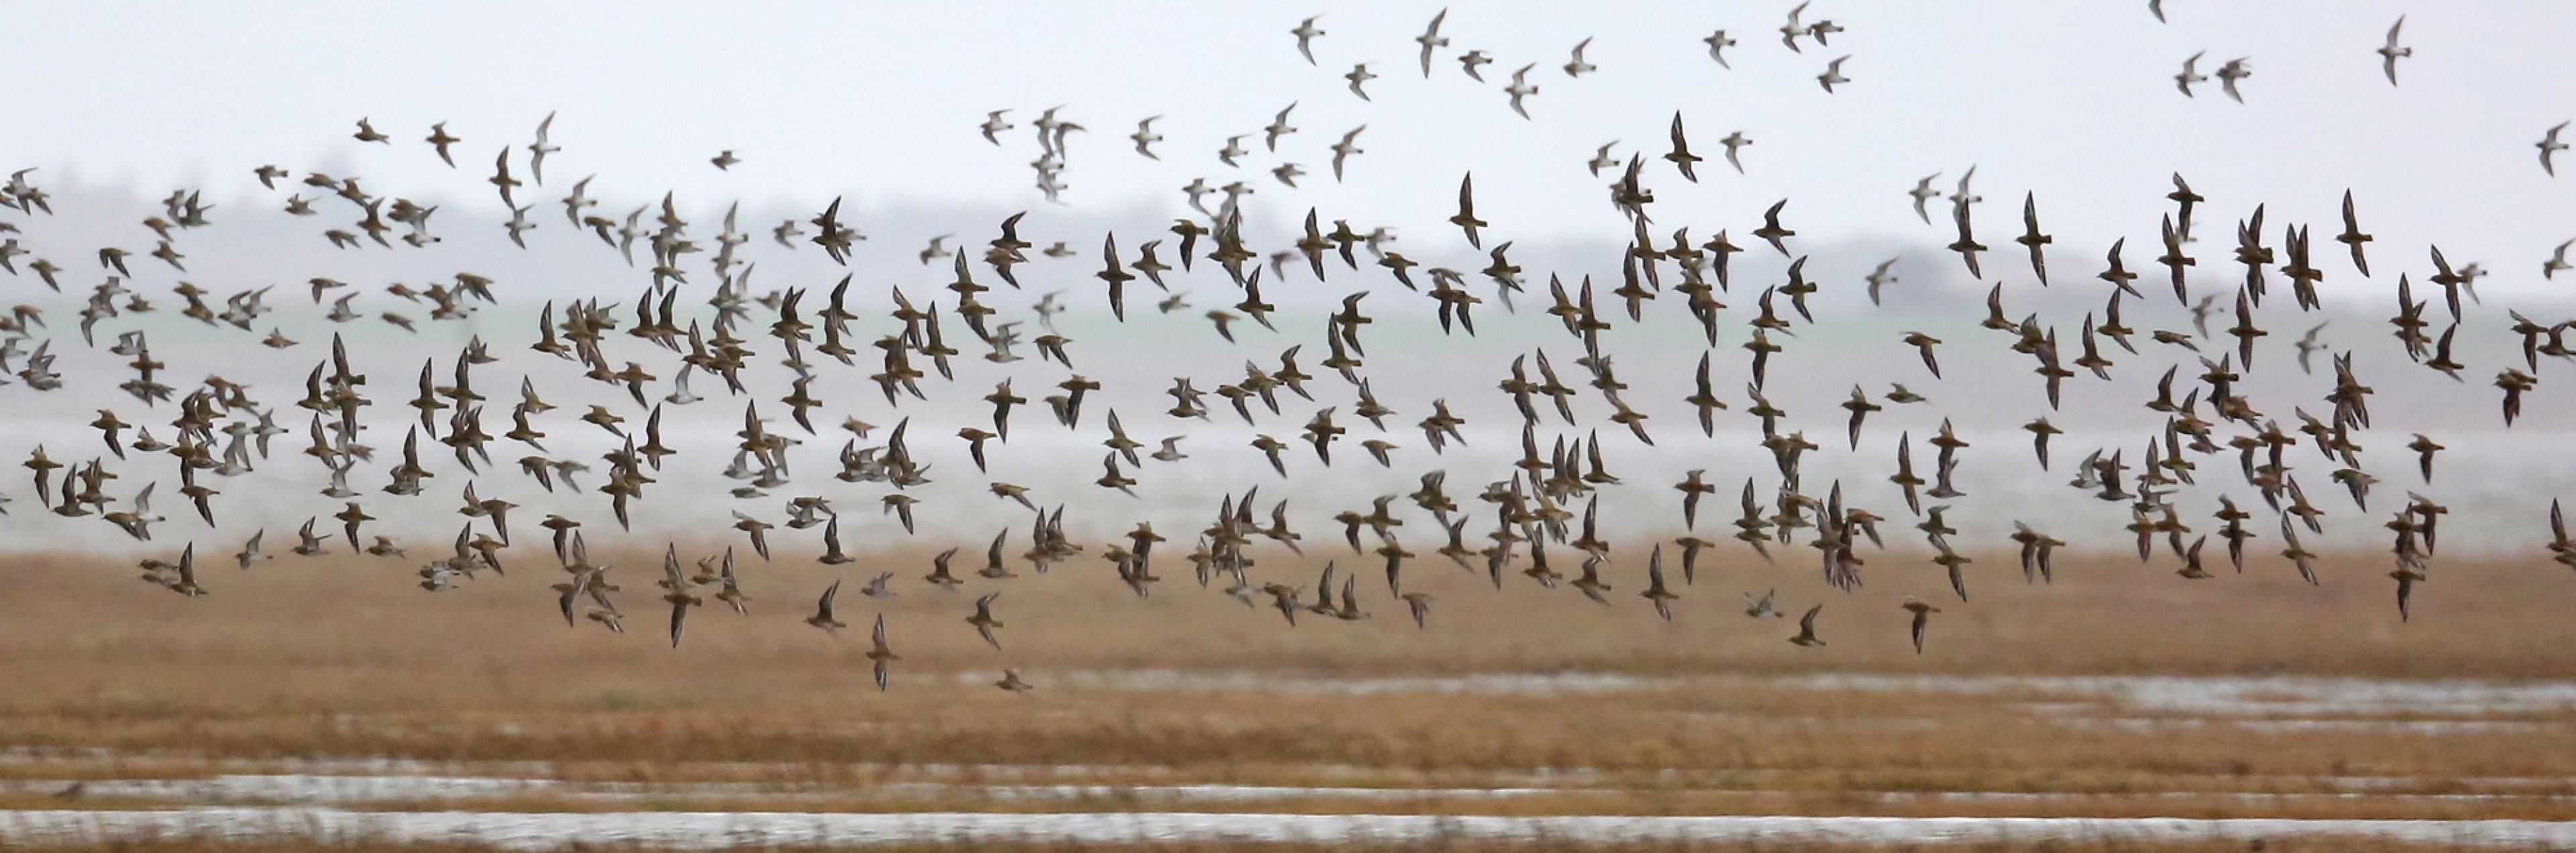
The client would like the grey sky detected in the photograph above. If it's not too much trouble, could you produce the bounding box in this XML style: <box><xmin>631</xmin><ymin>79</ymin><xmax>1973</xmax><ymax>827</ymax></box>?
<box><xmin>5</xmin><ymin>2</ymin><xmax>2576</xmax><ymax>560</ymax></box>
<box><xmin>13</xmin><ymin>1</ymin><xmax>2574</xmax><ymax>303</ymax></box>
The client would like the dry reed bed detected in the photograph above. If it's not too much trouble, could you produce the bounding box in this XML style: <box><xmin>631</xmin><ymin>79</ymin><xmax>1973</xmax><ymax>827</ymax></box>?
<box><xmin>0</xmin><ymin>547</ymin><xmax>2571</xmax><ymax>825</ymax></box>
<box><xmin>11</xmin><ymin>545</ymin><xmax>2575</xmax><ymax>687</ymax></box>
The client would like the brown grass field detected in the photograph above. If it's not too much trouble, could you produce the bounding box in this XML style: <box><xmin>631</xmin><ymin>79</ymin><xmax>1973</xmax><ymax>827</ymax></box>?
<box><xmin>1</xmin><ymin>544</ymin><xmax>2573</xmax><ymax>850</ymax></box>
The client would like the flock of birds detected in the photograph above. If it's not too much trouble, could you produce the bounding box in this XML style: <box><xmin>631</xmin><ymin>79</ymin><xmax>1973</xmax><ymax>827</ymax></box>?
<box><xmin>6</xmin><ymin>3</ymin><xmax>2576</xmax><ymax>695</ymax></box>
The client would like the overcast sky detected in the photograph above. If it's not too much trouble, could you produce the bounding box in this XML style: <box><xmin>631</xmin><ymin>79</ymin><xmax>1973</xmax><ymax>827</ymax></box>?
<box><xmin>12</xmin><ymin>0</ymin><xmax>2576</xmax><ymax>301</ymax></box>
<box><xmin>7</xmin><ymin>2</ymin><xmax>2576</xmax><ymax>558</ymax></box>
